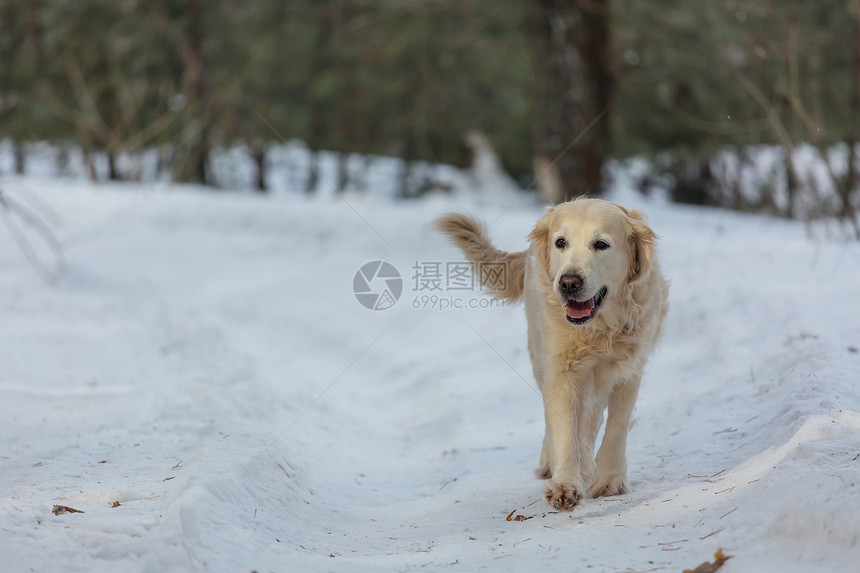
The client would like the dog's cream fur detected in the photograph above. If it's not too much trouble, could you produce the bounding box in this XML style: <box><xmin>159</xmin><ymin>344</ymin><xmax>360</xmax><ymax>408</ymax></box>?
<box><xmin>436</xmin><ymin>198</ymin><xmax>668</xmax><ymax>510</ymax></box>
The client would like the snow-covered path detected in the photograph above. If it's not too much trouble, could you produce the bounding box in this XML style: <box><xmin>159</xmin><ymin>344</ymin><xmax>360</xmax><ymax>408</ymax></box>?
<box><xmin>1</xmin><ymin>178</ymin><xmax>859</xmax><ymax>572</ymax></box>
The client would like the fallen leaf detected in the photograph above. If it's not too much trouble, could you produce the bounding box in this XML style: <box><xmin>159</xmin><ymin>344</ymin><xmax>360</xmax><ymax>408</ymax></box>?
<box><xmin>111</xmin><ymin>501</ymin><xmax>121</xmax><ymax>508</ymax></box>
<box><xmin>683</xmin><ymin>548</ymin><xmax>732</xmax><ymax>573</ymax></box>
<box><xmin>514</xmin><ymin>514</ymin><xmax>533</xmax><ymax>521</ymax></box>
<box><xmin>506</xmin><ymin>509</ymin><xmax>517</xmax><ymax>521</ymax></box>
<box><xmin>52</xmin><ymin>505</ymin><xmax>84</xmax><ymax>516</ymax></box>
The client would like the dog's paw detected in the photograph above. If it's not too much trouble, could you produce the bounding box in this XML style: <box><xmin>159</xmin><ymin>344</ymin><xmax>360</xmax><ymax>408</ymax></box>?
<box><xmin>545</xmin><ymin>480</ymin><xmax>582</xmax><ymax>511</ymax></box>
<box><xmin>535</xmin><ymin>463</ymin><xmax>551</xmax><ymax>479</ymax></box>
<box><xmin>589</xmin><ymin>474</ymin><xmax>629</xmax><ymax>498</ymax></box>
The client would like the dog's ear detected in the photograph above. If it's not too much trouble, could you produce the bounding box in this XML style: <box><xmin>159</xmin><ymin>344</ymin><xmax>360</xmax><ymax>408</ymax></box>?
<box><xmin>527</xmin><ymin>207</ymin><xmax>554</xmax><ymax>274</ymax></box>
<box><xmin>625</xmin><ymin>209</ymin><xmax>657</xmax><ymax>284</ymax></box>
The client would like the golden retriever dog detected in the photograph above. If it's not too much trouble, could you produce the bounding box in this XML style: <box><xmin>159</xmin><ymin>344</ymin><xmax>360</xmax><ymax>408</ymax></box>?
<box><xmin>436</xmin><ymin>198</ymin><xmax>668</xmax><ymax>510</ymax></box>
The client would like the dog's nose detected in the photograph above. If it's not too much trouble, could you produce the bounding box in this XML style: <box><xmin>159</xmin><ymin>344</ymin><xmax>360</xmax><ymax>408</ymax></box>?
<box><xmin>559</xmin><ymin>274</ymin><xmax>583</xmax><ymax>295</ymax></box>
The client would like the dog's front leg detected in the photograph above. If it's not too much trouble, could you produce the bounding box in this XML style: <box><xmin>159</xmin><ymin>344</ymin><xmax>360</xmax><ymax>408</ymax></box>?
<box><xmin>543</xmin><ymin>370</ymin><xmax>590</xmax><ymax>511</ymax></box>
<box><xmin>591</xmin><ymin>377</ymin><xmax>640</xmax><ymax>497</ymax></box>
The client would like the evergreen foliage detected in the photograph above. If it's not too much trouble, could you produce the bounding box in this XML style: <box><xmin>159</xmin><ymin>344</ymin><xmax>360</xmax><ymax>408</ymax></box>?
<box><xmin>0</xmin><ymin>0</ymin><xmax>857</xmax><ymax>215</ymax></box>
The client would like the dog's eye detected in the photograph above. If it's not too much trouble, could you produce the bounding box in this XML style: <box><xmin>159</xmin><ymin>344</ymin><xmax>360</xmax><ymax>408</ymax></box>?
<box><xmin>555</xmin><ymin>237</ymin><xmax>566</xmax><ymax>249</ymax></box>
<box><xmin>594</xmin><ymin>240</ymin><xmax>610</xmax><ymax>251</ymax></box>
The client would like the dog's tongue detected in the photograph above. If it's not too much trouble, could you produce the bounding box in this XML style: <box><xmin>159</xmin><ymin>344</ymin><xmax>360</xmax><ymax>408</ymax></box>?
<box><xmin>566</xmin><ymin>298</ymin><xmax>594</xmax><ymax>319</ymax></box>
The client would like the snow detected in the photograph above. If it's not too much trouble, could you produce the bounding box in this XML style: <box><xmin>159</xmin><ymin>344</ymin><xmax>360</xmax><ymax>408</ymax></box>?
<box><xmin>1</xmin><ymin>171</ymin><xmax>859</xmax><ymax>573</ymax></box>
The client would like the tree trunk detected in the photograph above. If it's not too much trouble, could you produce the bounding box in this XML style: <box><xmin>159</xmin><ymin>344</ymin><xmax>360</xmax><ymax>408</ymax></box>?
<box><xmin>356</xmin><ymin>155</ymin><xmax>371</xmax><ymax>194</ymax></box>
<box><xmin>843</xmin><ymin>3</ymin><xmax>860</xmax><ymax>236</ymax></box>
<box><xmin>305</xmin><ymin>150</ymin><xmax>320</xmax><ymax>195</ymax></box>
<box><xmin>398</xmin><ymin>158</ymin><xmax>413</xmax><ymax>199</ymax></box>
<box><xmin>151</xmin><ymin>0</ymin><xmax>212</xmax><ymax>185</ymax></box>
<box><xmin>14</xmin><ymin>141</ymin><xmax>26</xmax><ymax>175</ymax></box>
<box><xmin>107</xmin><ymin>151</ymin><xmax>120</xmax><ymax>181</ymax></box>
<box><xmin>783</xmin><ymin>144</ymin><xmax>796</xmax><ymax>218</ymax></box>
<box><xmin>81</xmin><ymin>145</ymin><xmax>99</xmax><ymax>181</ymax></box>
<box><xmin>183</xmin><ymin>0</ymin><xmax>210</xmax><ymax>185</ymax></box>
<box><xmin>337</xmin><ymin>152</ymin><xmax>349</xmax><ymax>192</ymax></box>
<box><xmin>526</xmin><ymin>0</ymin><xmax>612</xmax><ymax>201</ymax></box>
<box><xmin>251</xmin><ymin>143</ymin><xmax>267</xmax><ymax>193</ymax></box>
<box><xmin>304</xmin><ymin>6</ymin><xmax>334</xmax><ymax>195</ymax></box>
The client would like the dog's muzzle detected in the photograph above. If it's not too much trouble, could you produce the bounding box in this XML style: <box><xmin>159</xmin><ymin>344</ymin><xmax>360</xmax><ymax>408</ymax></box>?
<box><xmin>563</xmin><ymin>285</ymin><xmax>608</xmax><ymax>325</ymax></box>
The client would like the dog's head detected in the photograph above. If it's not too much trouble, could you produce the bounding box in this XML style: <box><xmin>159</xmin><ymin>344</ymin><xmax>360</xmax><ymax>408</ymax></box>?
<box><xmin>528</xmin><ymin>199</ymin><xmax>656</xmax><ymax>325</ymax></box>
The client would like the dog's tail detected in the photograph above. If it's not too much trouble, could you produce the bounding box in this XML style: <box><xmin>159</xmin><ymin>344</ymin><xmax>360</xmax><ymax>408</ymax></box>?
<box><xmin>434</xmin><ymin>213</ymin><xmax>526</xmax><ymax>303</ymax></box>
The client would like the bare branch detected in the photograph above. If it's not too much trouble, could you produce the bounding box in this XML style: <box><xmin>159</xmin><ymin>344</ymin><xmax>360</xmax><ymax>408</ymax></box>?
<box><xmin>0</xmin><ymin>187</ymin><xmax>66</xmax><ymax>282</ymax></box>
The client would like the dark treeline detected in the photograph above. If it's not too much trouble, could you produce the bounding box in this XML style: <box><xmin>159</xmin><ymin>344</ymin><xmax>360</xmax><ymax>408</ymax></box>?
<box><xmin>0</xmin><ymin>0</ymin><xmax>535</xmax><ymax>192</ymax></box>
<box><xmin>1</xmin><ymin>1</ymin><xmax>858</xmax><ymax>225</ymax></box>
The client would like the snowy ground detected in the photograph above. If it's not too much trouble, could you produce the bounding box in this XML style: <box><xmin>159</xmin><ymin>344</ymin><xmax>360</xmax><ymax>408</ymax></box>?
<box><xmin>1</xmin><ymin>174</ymin><xmax>859</xmax><ymax>573</ymax></box>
